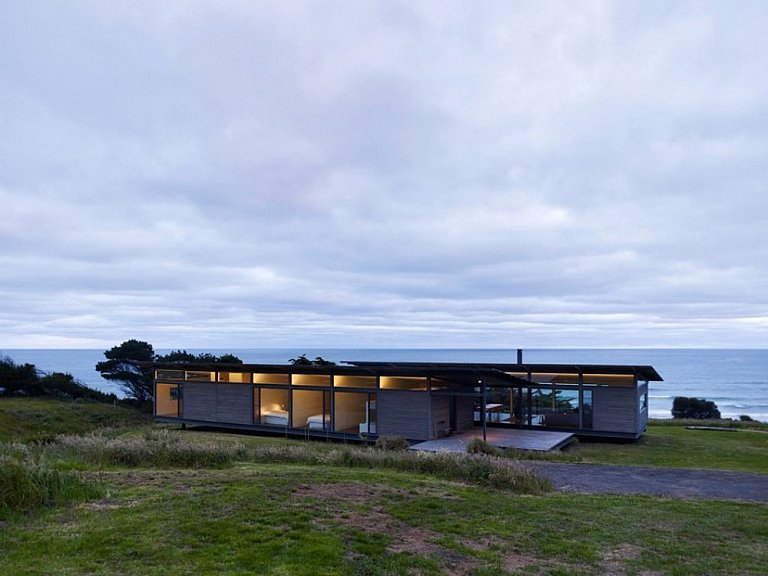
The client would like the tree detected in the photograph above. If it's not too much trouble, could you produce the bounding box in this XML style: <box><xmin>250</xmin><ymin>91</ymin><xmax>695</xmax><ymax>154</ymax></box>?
<box><xmin>96</xmin><ymin>339</ymin><xmax>155</xmax><ymax>404</ymax></box>
<box><xmin>155</xmin><ymin>350</ymin><xmax>243</xmax><ymax>364</ymax></box>
<box><xmin>289</xmin><ymin>354</ymin><xmax>336</xmax><ymax>367</ymax></box>
<box><xmin>671</xmin><ymin>396</ymin><xmax>721</xmax><ymax>420</ymax></box>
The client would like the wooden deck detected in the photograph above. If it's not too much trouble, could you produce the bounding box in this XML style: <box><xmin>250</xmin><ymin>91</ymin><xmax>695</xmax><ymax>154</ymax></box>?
<box><xmin>410</xmin><ymin>428</ymin><xmax>575</xmax><ymax>453</ymax></box>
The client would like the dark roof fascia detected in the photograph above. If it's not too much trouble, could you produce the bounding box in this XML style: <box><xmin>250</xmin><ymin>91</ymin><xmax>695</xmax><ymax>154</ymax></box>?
<box><xmin>343</xmin><ymin>361</ymin><xmax>663</xmax><ymax>382</ymax></box>
<box><xmin>150</xmin><ymin>362</ymin><xmax>530</xmax><ymax>385</ymax></box>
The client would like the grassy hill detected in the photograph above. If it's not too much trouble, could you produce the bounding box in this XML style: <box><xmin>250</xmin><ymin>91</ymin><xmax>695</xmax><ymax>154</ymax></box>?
<box><xmin>0</xmin><ymin>398</ymin><xmax>150</xmax><ymax>442</ymax></box>
<box><xmin>1</xmin><ymin>401</ymin><xmax>766</xmax><ymax>575</ymax></box>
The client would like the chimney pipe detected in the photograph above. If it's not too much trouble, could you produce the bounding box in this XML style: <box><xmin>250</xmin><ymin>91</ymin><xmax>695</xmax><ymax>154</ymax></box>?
<box><xmin>517</xmin><ymin>348</ymin><xmax>523</xmax><ymax>364</ymax></box>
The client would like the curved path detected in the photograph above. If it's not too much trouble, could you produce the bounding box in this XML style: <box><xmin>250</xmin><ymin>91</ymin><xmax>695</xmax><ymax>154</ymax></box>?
<box><xmin>528</xmin><ymin>462</ymin><xmax>768</xmax><ymax>502</ymax></box>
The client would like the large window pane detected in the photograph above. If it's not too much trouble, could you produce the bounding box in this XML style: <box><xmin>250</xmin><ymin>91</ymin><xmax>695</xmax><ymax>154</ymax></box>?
<box><xmin>155</xmin><ymin>383</ymin><xmax>179</xmax><ymax>417</ymax></box>
<box><xmin>543</xmin><ymin>389</ymin><xmax>580</xmax><ymax>428</ymax></box>
<box><xmin>292</xmin><ymin>389</ymin><xmax>330</xmax><ymax>429</ymax></box>
<box><xmin>334</xmin><ymin>392</ymin><xmax>376</xmax><ymax>434</ymax></box>
<box><xmin>260</xmin><ymin>388</ymin><xmax>289</xmax><ymax>426</ymax></box>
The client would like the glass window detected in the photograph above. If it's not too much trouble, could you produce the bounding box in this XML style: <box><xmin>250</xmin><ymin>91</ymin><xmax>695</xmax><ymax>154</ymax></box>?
<box><xmin>334</xmin><ymin>392</ymin><xmax>376</xmax><ymax>434</ymax></box>
<box><xmin>155</xmin><ymin>369</ymin><xmax>183</xmax><ymax>380</ymax></box>
<box><xmin>155</xmin><ymin>383</ymin><xmax>179</xmax><ymax>417</ymax></box>
<box><xmin>292</xmin><ymin>373</ymin><xmax>331</xmax><ymax>387</ymax></box>
<box><xmin>185</xmin><ymin>371</ymin><xmax>215</xmax><ymax>382</ymax></box>
<box><xmin>582</xmin><ymin>389</ymin><xmax>593</xmax><ymax>429</ymax></box>
<box><xmin>292</xmin><ymin>389</ymin><xmax>330</xmax><ymax>429</ymax></box>
<box><xmin>260</xmin><ymin>388</ymin><xmax>289</xmax><ymax>426</ymax></box>
<box><xmin>380</xmin><ymin>376</ymin><xmax>427</xmax><ymax>390</ymax></box>
<box><xmin>582</xmin><ymin>374</ymin><xmax>635</xmax><ymax>387</ymax></box>
<box><xmin>542</xmin><ymin>389</ymin><xmax>580</xmax><ymax>428</ymax></box>
<box><xmin>529</xmin><ymin>387</ymin><xmax>555</xmax><ymax>426</ymax></box>
<box><xmin>253</xmin><ymin>373</ymin><xmax>290</xmax><ymax>385</ymax></box>
<box><xmin>531</xmin><ymin>373</ymin><xmax>579</xmax><ymax>384</ymax></box>
<box><xmin>218</xmin><ymin>371</ymin><xmax>250</xmax><ymax>383</ymax></box>
<box><xmin>333</xmin><ymin>375</ymin><xmax>377</xmax><ymax>388</ymax></box>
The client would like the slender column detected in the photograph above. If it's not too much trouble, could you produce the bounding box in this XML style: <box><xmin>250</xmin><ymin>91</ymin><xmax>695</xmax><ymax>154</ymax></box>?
<box><xmin>578</xmin><ymin>371</ymin><xmax>584</xmax><ymax>430</ymax></box>
<box><xmin>481</xmin><ymin>378</ymin><xmax>487</xmax><ymax>442</ymax></box>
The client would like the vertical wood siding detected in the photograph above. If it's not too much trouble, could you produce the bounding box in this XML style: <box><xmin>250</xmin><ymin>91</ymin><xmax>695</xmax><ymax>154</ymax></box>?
<box><xmin>592</xmin><ymin>387</ymin><xmax>638</xmax><ymax>433</ymax></box>
<box><xmin>216</xmin><ymin>384</ymin><xmax>253</xmax><ymax>424</ymax></box>
<box><xmin>182</xmin><ymin>383</ymin><xmax>217</xmax><ymax>422</ymax></box>
<box><xmin>377</xmin><ymin>390</ymin><xmax>431</xmax><ymax>440</ymax></box>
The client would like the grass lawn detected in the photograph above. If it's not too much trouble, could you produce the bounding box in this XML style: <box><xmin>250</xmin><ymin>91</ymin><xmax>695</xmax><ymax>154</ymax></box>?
<box><xmin>1</xmin><ymin>463</ymin><xmax>766</xmax><ymax>576</ymax></box>
<box><xmin>2</xmin><ymin>404</ymin><xmax>767</xmax><ymax>575</ymax></box>
<box><xmin>565</xmin><ymin>423</ymin><xmax>768</xmax><ymax>473</ymax></box>
<box><xmin>0</xmin><ymin>398</ymin><xmax>150</xmax><ymax>442</ymax></box>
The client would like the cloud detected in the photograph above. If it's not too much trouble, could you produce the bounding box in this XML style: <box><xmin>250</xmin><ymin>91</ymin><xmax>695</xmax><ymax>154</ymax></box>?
<box><xmin>1</xmin><ymin>1</ymin><xmax>767</xmax><ymax>348</ymax></box>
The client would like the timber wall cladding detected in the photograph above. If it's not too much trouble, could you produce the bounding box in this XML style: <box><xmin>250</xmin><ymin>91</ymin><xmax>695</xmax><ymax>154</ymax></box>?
<box><xmin>430</xmin><ymin>395</ymin><xmax>450</xmax><ymax>437</ymax></box>
<box><xmin>182</xmin><ymin>382</ymin><xmax>217</xmax><ymax>422</ymax></box>
<box><xmin>216</xmin><ymin>383</ymin><xmax>253</xmax><ymax>424</ymax></box>
<box><xmin>455</xmin><ymin>396</ymin><xmax>475</xmax><ymax>431</ymax></box>
<box><xmin>182</xmin><ymin>383</ymin><xmax>253</xmax><ymax>424</ymax></box>
<box><xmin>591</xmin><ymin>386</ymin><xmax>637</xmax><ymax>433</ymax></box>
<box><xmin>377</xmin><ymin>390</ymin><xmax>431</xmax><ymax>440</ymax></box>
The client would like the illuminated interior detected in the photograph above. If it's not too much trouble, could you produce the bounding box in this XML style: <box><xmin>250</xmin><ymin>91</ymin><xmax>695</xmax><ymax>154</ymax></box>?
<box><xmin>253</xmin><ymin>373</ymin><xmax>290</xmax><ymax>385</ymax></box>
<box><xmin>155</xmin><ymin>383</ymin><xmax>179</xmax><ymax>417</ymax></box>
<box><xmin>291</xmin><ymin>389</ymin><xmax>330</xmax><ymax>429</ymax></box>
<box><xmin>292</xmin><ymin>374</ymin><xmax>331</xmax><ymax>387</ymax></box>
<box><xmin>260</xmin><ymin>388</ymin><xmax>289</xmax><ymax>426</ymax></box>
<box><xmin>334</xmin><ymin>391</ymin><xmax>376</xmax><ymax>433</ymax></box>
<box><xmin>219</xmin><ymin>371</ymin><xmax>250</xmax><ymax>383</ymax></box>
<box><xmin>333</xmin><ymin>375</ymin><xmax>377</xmax><ymax>388</ymax></box>
<box><xmin>380</xmin><ymin>376</ymin><xmax>427</xmax><ymax>390</ymax></box>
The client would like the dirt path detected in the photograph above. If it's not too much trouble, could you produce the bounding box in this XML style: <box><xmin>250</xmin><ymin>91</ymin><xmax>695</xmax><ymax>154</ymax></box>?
<box><xmin>528</xmin><ymin>462</ymin><xmax>768</xmax><ymax>502</ymax></box>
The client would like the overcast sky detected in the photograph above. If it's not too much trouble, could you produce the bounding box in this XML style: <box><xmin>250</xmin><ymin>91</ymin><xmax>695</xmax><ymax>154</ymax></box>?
<box><xmin>1</xmin><ymin>1</ymin><xmax>767</xmax><ymax>350</ymax></box>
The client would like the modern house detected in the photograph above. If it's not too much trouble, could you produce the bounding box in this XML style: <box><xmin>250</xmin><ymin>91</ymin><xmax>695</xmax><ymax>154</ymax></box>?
<box><xmin>153</xmin><ymin>357</ymin><xmax>662</xmax><ymax>441</ymax></box>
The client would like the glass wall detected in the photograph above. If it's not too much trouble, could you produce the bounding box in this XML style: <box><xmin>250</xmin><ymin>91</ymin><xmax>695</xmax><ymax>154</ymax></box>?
<box><xmin>291</xmin><ymin>389</ymin><xmax>330</xmax><ymax>429</ymax></box>
<box><xmin>380</xmin><ymin>376</ymin><xmax>427</xmax><ymax>390</ymax></box>
<box><xmin>155</xmin><ymin>383</ymin><xmax>179</xmax><ymax>417</ymax></box>
<box><xmin>292</xmin><ymin>374</ymin><xmax>331</xmax><ymax>387</ymax></box>
<box><xmin>259</xmin><ymin>388</ymin><xmax>289</xmax><ymax>426</ymax></box>
<box><xmin>185</xmin><ymin>370</ymin><xmax>215</xmax><ymax>382</ymax></box>
<box><xmin>219</xmin><ymin>372</ymin><xmax>250</xmax><ymax>383</ymax></box>
<box><xmin>156</xmin><ymin>370</ymin><xmax>183</xmax><ymax>380</ymax></box>
<box><xmin>334</xmin><ymin>392</ymin><xmax>376</xmax><ymax>434</ymax></box>
<box><xmin>253</xmin><ymin>373</ymin><xmax>290</xmax><ymax>385</ymax></box>
<box><xmin>334</xmin><ymin>375</ymin><xmax>377</xmax><ymax>388</ymax></box>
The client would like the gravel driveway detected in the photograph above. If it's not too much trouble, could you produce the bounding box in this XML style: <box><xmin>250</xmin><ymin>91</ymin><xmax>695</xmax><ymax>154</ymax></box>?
<box><xmin>528</xmin><ymin>462</ymin><xmax>768</xmax><ymax>502</ymax></box>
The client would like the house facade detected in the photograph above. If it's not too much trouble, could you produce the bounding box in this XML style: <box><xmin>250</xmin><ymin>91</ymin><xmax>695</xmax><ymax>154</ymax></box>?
<box><xmin>153</xmin><ymin>360</ymin><xmax>662</xmax><ymax>441</ymax></box>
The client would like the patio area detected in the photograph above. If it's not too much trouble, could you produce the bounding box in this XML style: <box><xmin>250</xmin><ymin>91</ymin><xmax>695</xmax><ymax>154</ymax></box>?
<box><xmin>410</xmin><ymin>428</ymin><xmax>575</xmax><ymax>453</ymax></box>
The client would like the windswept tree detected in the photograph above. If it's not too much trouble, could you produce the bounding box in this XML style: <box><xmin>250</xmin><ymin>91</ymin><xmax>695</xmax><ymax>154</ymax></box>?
<box><xmin>289</xmin><ymin>354</ymin><xmax>336</xmax><ymax>367</ymax></box>
<box><xmin>96</xmin><ymin>340</ymin><xmax>155</xmax><ymax>404</ymax></box>
<box><xmin>155</xmin><ymin>350</ymin><xmax>243</xmax><ymax>364</ymax></box>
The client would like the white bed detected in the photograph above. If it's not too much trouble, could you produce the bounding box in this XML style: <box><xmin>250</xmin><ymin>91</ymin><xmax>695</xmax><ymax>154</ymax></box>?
<box><xmin>306</xmin><ymin>413</ymin><xmax>330</xmax><ymax>430</ymax></box>
<box><xmin>261</xmin><ymin>409</ymin><xmax>289</xmax><ymax>426</ymax></box>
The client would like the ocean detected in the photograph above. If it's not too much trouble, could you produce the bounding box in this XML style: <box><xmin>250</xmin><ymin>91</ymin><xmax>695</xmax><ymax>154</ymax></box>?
<box><xmin>3</xmin><ymin>348</ymin><xmax>767</xmax><ymax>422</ymax></box>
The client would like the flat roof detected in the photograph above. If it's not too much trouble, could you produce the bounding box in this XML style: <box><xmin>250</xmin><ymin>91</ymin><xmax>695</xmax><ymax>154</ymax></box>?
<box><xmin>342</xmin><ymin>361</ymin><xmax>663</xmax><ymax>381</ymax></box>
<box><xmin>153</xmin><ymin>360</ymin><xmax>662</xmax><ymax>382</ymax></box>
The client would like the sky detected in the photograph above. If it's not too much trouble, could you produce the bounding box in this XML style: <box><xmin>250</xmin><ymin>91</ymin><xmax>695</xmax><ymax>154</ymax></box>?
<box><xmin>1</xmin><ymin>1</ymin><xmax>767</xmax><ymax>350</ymax></box>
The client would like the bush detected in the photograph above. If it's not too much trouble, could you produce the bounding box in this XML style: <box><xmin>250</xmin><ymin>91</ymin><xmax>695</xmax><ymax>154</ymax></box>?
<box><xmin>374</xmin><ymin>435</ymin><xmax>410</xmax><ymax>451</ymax></box>
<box><xmin>0</xmin><ymin>448</ymin><xmax>100</xmax><ymax>519</ymax></box>
<box><xmin>466</xmin><ymin>438</ymin><xmax>503</xmax><ymax>457</ymax></box>
<box><xmin>672</xmin><ymin>396</ymin><xmax>721</xmax><ymax>420</ymax></box>
<box><xmin>739</xmin><ymin>414</ymin><xmax>754</xmax><ymax>422</ymax></box>
<box><xmin>52</xmin><ymin>429</ymin><xmax>248</xmax><ymax>468</ymax></box>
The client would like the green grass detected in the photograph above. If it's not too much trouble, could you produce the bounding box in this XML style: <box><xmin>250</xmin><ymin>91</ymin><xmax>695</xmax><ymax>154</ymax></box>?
<box><xmin>562</xmin><ymin>423</ymin><xmax>768</xmax><ymax>473</ymax></box>
<box><xmin>2</xmin><ymin>408</ymin><xmax>768</xmax><ymax>574</ymax></box>
<box><xmin>1</xmin><ymin>464</ymin><xmax>765</xmax><ymax>575</ymax></box>
<box><xmin>0</xmin><ymin>398</ymin><xmax>150</xmax><ymax>442</ymax></box>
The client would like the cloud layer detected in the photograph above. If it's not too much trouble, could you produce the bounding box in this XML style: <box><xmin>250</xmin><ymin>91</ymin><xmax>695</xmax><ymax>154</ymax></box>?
<box><xmin>2</xmin><ymin>1</ymin><xmax>767</xmax><ymax>348</ymax></box>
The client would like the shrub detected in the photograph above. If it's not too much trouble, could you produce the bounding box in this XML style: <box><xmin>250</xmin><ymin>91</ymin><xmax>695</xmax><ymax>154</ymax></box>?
<box><xmin>52</xmin><ymin>429</ymin><xmax>247</xmax><ymax>468</ymax></box>
<box><xmin>672</xmin><ymin>396</ymin><xmax>721</xmax><ymax>420</ymax></box>
<box><xmin>0</xmin><ymin>450</ymin><xmax>100</xmax><ymax>519</ymax></box>
<box><xmin>374</xmin><ymin>435</ymin><xmax>410</xmax><ymax>451</ymax></box>
<box><xmin>466</xmin><ymin>438</ymin><xmax>503</xmax><ymax>457</ymax></box>
<box><xmin>739</xmin><ymin>414</ymin><xmax>754</xmax><ymax>422</ymax></box>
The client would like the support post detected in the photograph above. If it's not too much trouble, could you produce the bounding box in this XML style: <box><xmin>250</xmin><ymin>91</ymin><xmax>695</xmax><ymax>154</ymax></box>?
<box><xmin>481</xmin><ymin>378</ymin><xmax>487</xmax><ymax>442</ymax></box>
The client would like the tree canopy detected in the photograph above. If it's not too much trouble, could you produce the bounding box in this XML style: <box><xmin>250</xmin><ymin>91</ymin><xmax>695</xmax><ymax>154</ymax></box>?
<box><xmin>96</xmin><ymin>341</ymin><xmax>244</xmax><ymax>404</ymax></box>
<box><xmin>95</xmin><ymin>339</ymin><xmax>155</xmax><ymax>404</ymax></box>
<box><xmin>1</xmin><ymin>355</ymin><xmax>115</xmax><ymax>401</ymax></box>
<box><xmin>289</xmin><ymin>354</ymin><xmax>336</xmax><ymax>367</ymax></box>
